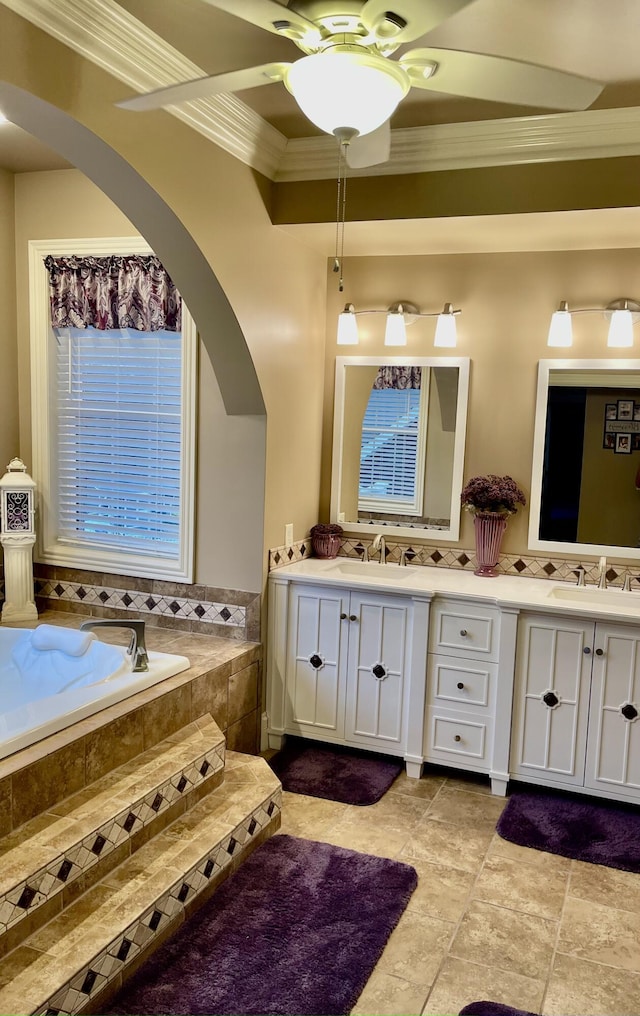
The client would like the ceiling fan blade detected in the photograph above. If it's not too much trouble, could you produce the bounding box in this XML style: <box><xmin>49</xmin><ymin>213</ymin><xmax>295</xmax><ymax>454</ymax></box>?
<box><xmin>361</xmin><ymin>0</ymin><xmax>476</xmax><ymax>44</ymax></box>
<box><xmin>199</xmin><ymin>0</ymin><xmax>319</xmax><ymax>44</ymax></box>
<box><xmin>117</xmin><ymin>63</ymin><xmax>290</xmax><ymax>111</ymax></box>
<box><xmin>399</xmin><ymin>47</ymin><xmax>604</xmax><ymax>110</ymax></box>
<box><xmin>346</xmin><ymin>120</ymin><xmax>391</xmax><ymax>168</ymax></box>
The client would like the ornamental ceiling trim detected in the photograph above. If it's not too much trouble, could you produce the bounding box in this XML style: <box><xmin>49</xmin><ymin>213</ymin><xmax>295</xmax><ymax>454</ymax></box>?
<box><xmin>4</xmin><ymin>0</ymin><xmax>640</xmax><ymax>183</ymax></box>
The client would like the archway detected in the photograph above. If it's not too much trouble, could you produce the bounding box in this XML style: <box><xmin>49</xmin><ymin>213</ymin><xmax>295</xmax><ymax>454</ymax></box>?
<box><xmin>0</xmin><ymin>80</ymin><xmax>265</xmax><ymax>417</ymax></box>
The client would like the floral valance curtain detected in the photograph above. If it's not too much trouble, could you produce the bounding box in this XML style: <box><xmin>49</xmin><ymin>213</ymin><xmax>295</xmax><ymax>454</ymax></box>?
<box><xmin>44</xmin><ymin>254</ymin><xmax>182</xmax><ymax>332</ymax></box>
<box><xmin>372</xmin><ymin>365</ymin><xmax>422</xmax><ymax>389</ymax></box>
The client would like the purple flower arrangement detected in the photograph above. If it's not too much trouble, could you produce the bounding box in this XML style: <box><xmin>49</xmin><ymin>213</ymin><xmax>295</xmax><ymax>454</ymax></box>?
<box><xmin>461</xmin><ymin>474</ymin><xmax>526</xmax><ymax>517</ymax></box>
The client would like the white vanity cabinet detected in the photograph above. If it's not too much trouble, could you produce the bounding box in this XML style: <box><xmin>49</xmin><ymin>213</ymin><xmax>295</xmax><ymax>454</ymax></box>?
<box><xmin>512</xmin><ymin>613</ymin><xmax>640</xmax><ymax>802</ymax></box>
<box><xmin>267</xmin><ymin>577</ymin><xmax>430</xmax><ymax>765</ymax></box>
<box><xmin>424</xmin><ymin>598</ymin><xmax>518</xmax><ymax>794</ymax></box>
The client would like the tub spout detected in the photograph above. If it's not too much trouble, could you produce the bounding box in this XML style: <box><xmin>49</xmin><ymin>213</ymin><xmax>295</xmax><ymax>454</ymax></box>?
<box><xmin>79</xmin><ymin>619</ymin><xmax>149</xmax><ymax>672</ymax></box>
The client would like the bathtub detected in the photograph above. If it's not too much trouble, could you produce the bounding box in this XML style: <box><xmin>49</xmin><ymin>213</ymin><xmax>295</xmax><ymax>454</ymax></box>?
<box><xmin>0</xmin><ymin>625</ymin><xmax>190</xmax><ymax>761</ymax></box>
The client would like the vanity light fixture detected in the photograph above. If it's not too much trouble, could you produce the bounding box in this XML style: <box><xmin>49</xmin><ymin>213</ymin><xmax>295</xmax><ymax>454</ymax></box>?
<box><xmin>547</xmin><ymin>298</ymin><xmax>640</xmax><ymax>348</ymax></box>
<box><xmin>547</xmin><ymin>301</ymin><xmax>573</xmax><ymax>347</ymax></box>
<box><xmin>336</xmin><ymin>303</ymin><xmax>360</xmax><ymax>345</ymax></box>
<box><xmin>336</xmin><ymin>301</ymin><xmax>461</xmax><ymax>347</ymax></box>
<box><xmin>384</xmin><ymin>303</ymin><xmax>409</xmax><ymax>346</ymax></box>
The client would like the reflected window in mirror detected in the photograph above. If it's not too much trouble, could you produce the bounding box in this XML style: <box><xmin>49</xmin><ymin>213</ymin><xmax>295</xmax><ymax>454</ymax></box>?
<box><xmin>331</xmin><ymin>357</ymin><xmax>470</xmax><ymax>542</ymax></box>
<box><xmin>529</xmin><ymin>360</ymin><xmax>640</xmax><ymax>559</ymax></box>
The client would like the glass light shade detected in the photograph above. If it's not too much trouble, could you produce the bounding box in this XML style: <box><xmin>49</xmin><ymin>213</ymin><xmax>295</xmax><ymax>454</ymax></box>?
<box><xmin>337</xmin><ymin>307</ymin><xmax>359</xmax><ymax>344</ymax></box>
<box><xmin>607</xmin><ymin>309</ymin><xmax>634</xmax><ymax>347</ymax></box>
<box><xmin>284</xmin><ymin>49</ymin><xmax>410</xmax><ymax>137</ymax></box>
<box><xmin>547</xmin><ymin>309</ymin><xmax>573</xmax><ymax>347</ymax></box>
<box><xmin>384</xmin><ymin>310</ymin><xmax>407</xmax><ymax>346</ymax></box>
<box><xmin>434</xmin><ymin>312</ymin><xmax>457</xmax><ymax>348</ymax></box>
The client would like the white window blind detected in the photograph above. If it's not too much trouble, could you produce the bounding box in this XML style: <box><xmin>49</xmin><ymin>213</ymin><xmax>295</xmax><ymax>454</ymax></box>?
<box><xmin>54</xmin><ymin>327</ymin><xmax>182</xmax><ymax>557</ymax></box>
<box><xmin>359</xmin><ymin>388</ymin><xmax>422</xmax><ymax>511</ymax></box>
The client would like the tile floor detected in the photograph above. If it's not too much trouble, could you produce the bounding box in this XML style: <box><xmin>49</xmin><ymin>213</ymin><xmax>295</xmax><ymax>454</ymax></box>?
<box><xmin>277</xmin><ymin>768</ymin><xmax>640</xmax><ymax>1016</ymax></box>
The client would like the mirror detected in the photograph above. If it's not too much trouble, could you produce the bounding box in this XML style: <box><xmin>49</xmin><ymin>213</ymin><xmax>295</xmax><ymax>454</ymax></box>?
<box><xmin>331</xmin><ymin>356</ymin><xmax>470</xmax><ymax>541</ymax></box>
<box><xmin>529</xmin><ymin>359</ymin><xmax>640</xmax><ymax>559</ymax></box>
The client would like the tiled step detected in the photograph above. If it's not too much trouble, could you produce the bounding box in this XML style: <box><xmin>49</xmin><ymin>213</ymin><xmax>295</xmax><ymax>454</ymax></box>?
<box><xmin>0</xmin><ymin>754</ymin><xmax>281</xmax><ymax>1016</ymax></box>
<box><xmin>0</xmin><ymin>716</ymin><xmax>226</xmax><ymax>955</ymax></box>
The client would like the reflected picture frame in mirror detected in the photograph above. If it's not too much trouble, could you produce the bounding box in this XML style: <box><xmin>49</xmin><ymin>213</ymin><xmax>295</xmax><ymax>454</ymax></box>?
<box><xmin>330</xmin><ymin>356</ymin><xmax>470</xmax><ymax>541</ymax></box>
<box><xmin>529</xmin><ymin>358</ymin><xmax>640</xmax><ymax>560</ymax></box>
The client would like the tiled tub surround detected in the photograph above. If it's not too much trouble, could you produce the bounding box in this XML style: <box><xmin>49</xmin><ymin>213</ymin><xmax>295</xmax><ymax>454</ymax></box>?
<box><xmin>269</xmin><ymin>536</ymin><xmax>629</xmax><ymax>587</ymax></box>
<box><xmin>32</xmin><ymin>565</ymin><xmax>260</xmax><ymax>643</ymax></box>
<box><xmin>0</xmin><ymin>717</ymin><xmax>227</xmax><ymax>952</ymax></box>
<box><xmin>0</xmin><ymin>732</ymin><xmax>282</xmax><ymax>1016</ymax></box>
<box><xmin>0</xmin><ymin>610</ymin><xmax>263</xmax><ymax>837</ymax></box>
<box><xmin>0</xmin><ymin>607</ymin><xmax>280</xmax><ymax>1016</ymax></box>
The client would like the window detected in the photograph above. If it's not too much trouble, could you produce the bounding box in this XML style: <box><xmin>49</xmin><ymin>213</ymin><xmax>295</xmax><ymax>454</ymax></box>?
<box><xmin>29</xmin><ymin>239</ymin><xmax>196</xmax><ymax>581</ymax></box>
<box><xmin>358</xmin><ymin>379</ymin><xmax>428</xmax><ymax>516</ymax></box>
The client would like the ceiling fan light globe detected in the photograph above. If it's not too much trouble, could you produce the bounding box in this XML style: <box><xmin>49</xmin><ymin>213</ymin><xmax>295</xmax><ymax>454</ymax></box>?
<box><xmin>284</xmin><ymin>48</ymin><xmax>409</xmax><ymax>137</ymax></box>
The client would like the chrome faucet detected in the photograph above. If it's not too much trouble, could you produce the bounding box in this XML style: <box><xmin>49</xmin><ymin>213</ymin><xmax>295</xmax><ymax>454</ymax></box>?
<box><xmin>572</xmin><ymin>566</ymin><xmax>586</xmax><ymax>587</ymax></box>
<box><xmin>597</xmin><ymin>556</ymin><xmax>608</xmax><ymax>590</ymax></box>
<box><xmin>623</xmin><ymin>573</ymin><xmax>640</xmax><ymax>592</ymax></box>
<box><xmin>371</xmin><ymin>533</ymin><xmax>386</xmax><ymax>564</ymax></box>
<box><xmin>79</xmin><ymin>619</ymin><xmax>149</xmax><ymax>672</ymax></box>
<box><xmin>399</xmin><ymin>547</ymin><xmax>409</xmax><ymax>567</ymax></box>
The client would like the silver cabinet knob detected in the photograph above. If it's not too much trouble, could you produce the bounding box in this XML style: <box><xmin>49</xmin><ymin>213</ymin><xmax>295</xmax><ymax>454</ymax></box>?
<box><xmin>457</xmin><ymin>682</ymin><xmax>465</xmax><ymax>690</ymax></box>
<box><xmin>454</xmin><ymin>734</ymin><xmax>461</xmax><ymax>742</ymax></box>
<box><xmin>460</xmin><ymin>629</ymin><xmax>468</xmax><ymax>637</ymax></box>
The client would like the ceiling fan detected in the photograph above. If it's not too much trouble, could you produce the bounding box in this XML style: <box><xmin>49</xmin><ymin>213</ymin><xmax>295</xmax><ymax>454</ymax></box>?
<box><xmin>118</xmin><ymin>0</ymin><xmax>605</xmax><ymax>168</ymax></box>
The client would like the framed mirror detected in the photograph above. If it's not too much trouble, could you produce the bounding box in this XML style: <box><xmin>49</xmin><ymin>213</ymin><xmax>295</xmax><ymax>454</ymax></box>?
<box><xmin>529</xmin><ymin>359</ymin><xmax>640</xmax><ymax>559</ymax></box>
<box><xmin>330</xmin><ymin>356</ymin><xmax>470</xmax><ymax>541</ymax></box>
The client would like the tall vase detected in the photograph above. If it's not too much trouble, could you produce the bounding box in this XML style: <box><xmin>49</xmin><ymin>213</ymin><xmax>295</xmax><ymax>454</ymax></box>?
<box><xmin>473</xmin><ymin>513</ymin><xmax>507</xmax><ymax>577</ymax></box>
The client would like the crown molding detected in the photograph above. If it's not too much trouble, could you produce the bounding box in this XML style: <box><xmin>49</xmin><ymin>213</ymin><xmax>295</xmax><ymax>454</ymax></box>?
<box><xmin>1</xmin><ymin>0</ymin><xmax>287</xmax><ymax>179</ymax></box>
<box><xmin>4</xmin><ymin>0</ymin><xmax>640</xmax><ymax>184</ymax></box>
<box><xmin>277</xmin><ymin>106</ymin><xmax>640</xmax><ymax>181</ymax></box>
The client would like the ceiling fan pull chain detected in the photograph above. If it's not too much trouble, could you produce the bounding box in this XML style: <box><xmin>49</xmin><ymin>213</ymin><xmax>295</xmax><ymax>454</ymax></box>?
<box><xmin>333</xmin><ymin>139</ymin><xmax>349</xmax><ymax>292</ymax></box>
<box><xmin>338</xmin><ymin>140</ymin><xmax>348</xmax><ymax>293</ymax></box>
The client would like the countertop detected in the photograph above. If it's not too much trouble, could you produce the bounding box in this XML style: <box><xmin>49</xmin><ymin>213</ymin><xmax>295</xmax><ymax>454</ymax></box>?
<box><xmin>269</xmin><ymin>558</ymin><xmax>640</xmax><ymax>624</ymax></box>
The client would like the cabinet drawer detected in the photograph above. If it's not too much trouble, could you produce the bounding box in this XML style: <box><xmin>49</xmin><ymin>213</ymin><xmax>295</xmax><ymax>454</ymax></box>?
<box><xmin>424</xmin><ymin>707</ymin><xmax>492</xmax><ymax>768</ymax></box>
<box><xmin>427</xmin><ymin>655</ymin><xmax>496</xmax><ymax>712</ymax></box>
<box><xmin>431</xmin><ymin>599</ymin><xmax>500</xmax><ymax>661</ymax></box>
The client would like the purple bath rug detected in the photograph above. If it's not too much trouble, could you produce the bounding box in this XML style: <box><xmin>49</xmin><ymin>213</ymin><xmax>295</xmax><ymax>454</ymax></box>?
<box><xmin>268</xmin><ymin>736</ymin><xmax>403</xmax><ymax>805</ymax></box>
<box><xmin>103</xmin><ymin>834</ymin><xmax>417</xmax><ymax>1016</ymax></box>
<box><xmin>459</xmin><ymin>1003</ymin><xmax>537</xmax><ymax>1016</ymax></box>
<box><xmin>497</xmin><ymin>788</ymin><xmax>640</xmax><ymax>872</ymax></box>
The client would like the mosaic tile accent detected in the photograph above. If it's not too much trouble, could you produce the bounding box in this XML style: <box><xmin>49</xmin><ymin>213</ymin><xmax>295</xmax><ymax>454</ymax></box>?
<box><xmin>35</xmin><ymin>788</ymin><xmax>282</xmax><ymax>1016</ymax></box>
<box><xmin>35</xmin><ymin>580</ymin><xmax>246</xmax><ymax>629</ymax></box>
<box><xmin>268</xmin><ymin>539</ymin><xmax>312</xmax><ymax>571</ymax></box>
<box><xmin>0</xmin><ymin>741</ymin><xmax>226</xmax><ymax>940</ymax></box>
<box><xmin>268</xmin><ymin>534</ymin><xmax>634</xmax><ymax>589</ymax></box>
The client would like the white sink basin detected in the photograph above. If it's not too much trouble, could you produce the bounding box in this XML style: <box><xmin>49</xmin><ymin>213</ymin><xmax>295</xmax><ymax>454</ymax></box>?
<box><xmin>329</xmin><ymin>561</ymin><xmax>420</xmax><ymax>581</ymax></box>
<box><xmin>548</xmin><ymin>585</ymin><xmax>640</xmax><ymax>609</ymax></box>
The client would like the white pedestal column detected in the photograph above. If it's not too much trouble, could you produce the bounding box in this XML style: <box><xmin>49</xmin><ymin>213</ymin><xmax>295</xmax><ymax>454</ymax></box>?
<box><xmin>1</xmin><ymin>533</ymin><xmax>38</xmax><ymax>623</ymax></box>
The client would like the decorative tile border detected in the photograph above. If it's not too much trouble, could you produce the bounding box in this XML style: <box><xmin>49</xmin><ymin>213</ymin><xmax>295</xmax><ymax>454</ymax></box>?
<box><xmin>268</xmin><ymin>539</ymin><xmax>312</xmax><ymax>571</ymax></box>
<box><xmin>269</xmin><ymin>534</ymin><xmax>632</xmax><ymax>587</ymax></box>
<box><xmin>36</xmin><ymin>789</ymin><xmax>282</xmax><ymax>1016</ymax></box>
<box><xmin>35</xmin><ymin>579</ymin><xmax>246</xmax><ymax>629</ymax></box>
<box><xmin>0</xmin><ymin>741</ymin><xmax>225</xmax><ymax>940</ymax></box>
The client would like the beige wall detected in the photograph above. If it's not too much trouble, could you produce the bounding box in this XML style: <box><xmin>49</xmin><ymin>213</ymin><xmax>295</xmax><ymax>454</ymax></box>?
<box><xmin>0</xmin><ymin>169</ymin><xmax>19</xmax><ymax>472</ymax></box>
<box><xmin>2</xmin><ymin>10</ymin><xmax>328</xmax><ymax>592</ymax></box>
<box><xmin>321</xmin><ymin>246</ymin><xmax>640</xmax><ymax>565</ymax></box>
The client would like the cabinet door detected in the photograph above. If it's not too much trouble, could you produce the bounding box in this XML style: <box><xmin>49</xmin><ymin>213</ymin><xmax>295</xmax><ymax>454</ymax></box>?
<box><xmin>285</xmin><ymin>584</ymin><xmax>348</xmax><ymax>738</ymax></box>
<box><xmin>511</xmin><ymin>614</ymin><xmax>593</xmax><ymax>786</ymax></box>
<box><xmin>585</xmin><ymin>623</ymin><xmax>640</xmax><ymax>800</ymax></box>
<box><xmin>344</xmin><ymin>590</ymin><xmax>409</xmax><ymax>749</ymax></box>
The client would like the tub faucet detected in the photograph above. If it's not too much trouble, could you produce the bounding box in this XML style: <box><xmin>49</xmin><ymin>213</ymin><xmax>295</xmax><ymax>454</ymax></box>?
<box><xmin>597</xmin><ymin>556</ymin><xmax>608</xmax><ymax>590</ymax></box>
<box><xmin>79</xmin><ymin>619</ymin><xmax>149</xmax><ymax>672</ymax></box>
<box><xmin>371</xmin><ymin>534</ymin><xmax>386</xmax><ymax>564</ymax></box>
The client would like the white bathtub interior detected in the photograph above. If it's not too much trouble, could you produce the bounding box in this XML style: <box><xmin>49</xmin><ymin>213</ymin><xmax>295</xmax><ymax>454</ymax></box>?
<box><xmin>0</xmin><ymin>625</ymin><xmax>190</xmax><ymax>761</ymax></box>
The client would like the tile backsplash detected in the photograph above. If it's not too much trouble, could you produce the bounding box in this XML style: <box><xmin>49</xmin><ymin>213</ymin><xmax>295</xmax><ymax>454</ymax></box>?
<box><xmin>268</xmin><ymin>535</ymin><xmax>630</xmax><ymax>588</ymax></box>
